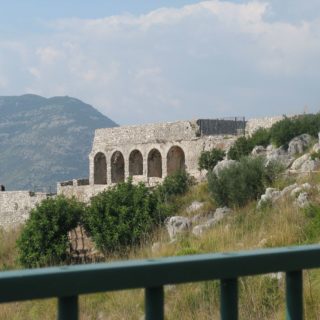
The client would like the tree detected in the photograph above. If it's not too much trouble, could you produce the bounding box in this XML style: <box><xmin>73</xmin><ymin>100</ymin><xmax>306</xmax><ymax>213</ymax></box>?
<box><xmin>198</xmin><ymin>148</ymin><xmax>225</xmax><ymax>171</ymax></box>
<box><xmin>17</xmin><ymin>196</ymin><xmax>84</xmax><ymax>267</ymax></box>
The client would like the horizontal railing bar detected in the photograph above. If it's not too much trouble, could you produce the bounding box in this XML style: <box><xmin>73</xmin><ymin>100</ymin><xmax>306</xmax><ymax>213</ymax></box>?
<box><xmin>0</xmin><ymin>244</ymin><xmax>320</xmax><ymax>303</ymax></box>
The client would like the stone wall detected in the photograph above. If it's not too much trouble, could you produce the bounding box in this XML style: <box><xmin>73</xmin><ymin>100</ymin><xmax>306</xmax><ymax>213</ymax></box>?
<box><xmin>0</xmin><ymin>191</ymin><xmax>49</xmax><ymax>228</ymax></box>
<box><xmin>245</xmin><ymin>116</ymin><xmax>285</xmax><ymax>136</ymax></box>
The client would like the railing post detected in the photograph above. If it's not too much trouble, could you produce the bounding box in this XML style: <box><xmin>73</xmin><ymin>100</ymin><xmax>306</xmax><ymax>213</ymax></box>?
<box><xmin>145</xmin><ymin>286</ymin><xmax>164</xmax><ymax>320</ymax></box>
<box><xmin>220</xmin><ymin>278</ymin><xmax>238</xmax><ymax>320</ymax></box>
<box><xmin>286</xmin><ymin>270</ymin><xmax>303</xmax><ymax>320</ymax></box>
<box><xmin>58</xmin><ymin>296</ymin><xmax>78</xmax><ymax>320</ymax></box>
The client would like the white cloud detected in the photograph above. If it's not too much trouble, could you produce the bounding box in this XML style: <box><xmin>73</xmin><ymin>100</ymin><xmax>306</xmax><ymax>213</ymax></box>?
<box><xmin>2</xmin><ymin>1</ymin><xmax>320</xmax><ymax>124</ymax></box>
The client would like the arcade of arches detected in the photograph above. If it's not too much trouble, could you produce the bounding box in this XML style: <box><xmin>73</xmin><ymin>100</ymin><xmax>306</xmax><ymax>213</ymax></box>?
<box><xmin>93</xmin><ymin>146</ymin><xmax>186</xmax><ymax>184</ymax></box>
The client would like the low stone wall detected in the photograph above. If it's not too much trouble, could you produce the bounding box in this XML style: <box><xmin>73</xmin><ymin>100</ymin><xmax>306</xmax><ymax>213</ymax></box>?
<box><xmin>0</xmin><ymin>191</ymin><xmax>49</xmax><ymax>229</ymax></box>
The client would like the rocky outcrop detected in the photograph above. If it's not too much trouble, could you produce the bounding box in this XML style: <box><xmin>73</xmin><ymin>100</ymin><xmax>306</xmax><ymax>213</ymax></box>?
<box><xmin>192</xmin><ymin>207</ymin><xmax>231</xmax><ymax>236</ymax></box>
<box><xmin>257</xmin><ymin>183</ymin><xmax>312</xmax><ymax>209</ymax></box>
<box><xmin>288</xmin><ymin>134</ymin><xmax>312</xmax><ymax>156</ymax></box>
<box><xmin>165</xmin><ymin>216</ymin><xmax>192</xmax><ymax>240</ymax></box>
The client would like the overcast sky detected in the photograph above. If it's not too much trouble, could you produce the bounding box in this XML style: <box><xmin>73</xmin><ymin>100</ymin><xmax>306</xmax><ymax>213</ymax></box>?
<box><xmin>1</xmin><ymin>1</ymin><xmax>320</xmax><ymax>125</ymax></box>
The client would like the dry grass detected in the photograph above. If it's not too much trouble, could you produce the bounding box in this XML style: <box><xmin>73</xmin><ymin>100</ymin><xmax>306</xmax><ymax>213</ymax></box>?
<box><xmin>1</xmin><ymin>181</ymin><xmax>320</xmax><ymax>319</ymax></box>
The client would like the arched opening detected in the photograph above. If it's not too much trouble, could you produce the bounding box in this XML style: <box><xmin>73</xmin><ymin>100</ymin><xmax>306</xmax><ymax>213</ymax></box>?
<box><xmin>111</xmin><ymin>151</ymin><xmax>125</xmax><ymax>183</ymax></box>
<box><xmin>129</xmin><ymin>150</ymin><xmax>143</xmax><ymax>176</ymax></box>
<box><xmin>148</xmin><ymin>149</ymin><xmax>162</xmax><ymax>178</ymax></box>
<box><xmin>94</xmin><ymin>152</ymin><xmax>107</xmax><ymax>184</ymax></box>
<box><xmin>167</xmin><ymin>146</ymin><xmax>185</xmax><ymax>176</ymax></box>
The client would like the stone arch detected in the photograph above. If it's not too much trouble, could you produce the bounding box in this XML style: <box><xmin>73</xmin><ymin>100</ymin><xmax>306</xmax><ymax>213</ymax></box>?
<box><xmin>148</xmin><ymin>149</ymin><xmax>162</xmax><ymax>178</ymax></box>
<box><xmin>167</xmin><ymin>146</ymin><xmax>185</xmax><ymax>175</ymax></box>
<box><xmin>111</xmin><ymin>151</ymin><xmax>125</xmax><ymax>183</ymax></box>
<box><xmin>94</xmin><ymin>152</ymin><xmax>107</xmax><ymax>184</ymax></box>
<box><xmin>129</xmin><ymin>149</ymin><xmax>143</xmax><ymax>176</ymax></box>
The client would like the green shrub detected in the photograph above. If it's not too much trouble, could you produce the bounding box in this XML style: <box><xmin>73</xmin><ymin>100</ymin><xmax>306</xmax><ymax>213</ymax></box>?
<box><xmin>228</xmin><ymin>136</ymin><xmax>253</xmax><ymax>160</ymax></box>
<box><xmin>270</xmin><ymin>114</ymin><xmax>320</xmax><ymax>147</ymax></box>
<box><xmin>84</xmin><ymin>179</ymin><xmax>160</xmax><ymax>253</ymax></box>
<box><xmin>304</xmin><ymin>204</ymin><xmax>320</xmax><ymax>242</ymax></box>
<box><xmin>157</xmin><ymin>170</ymin><xmax>193</xmax><ymax>200</ymax></box>
<box><xmin>154</xmin><ymin>170</ymin><xmax>194</xmax><ymax>216</ymax></box>
<box><xmin>208</xmin><ymin>157</ymin><xmax>281</xmax><ymax>207</ymax></box>
<box><xmin>17</xmin><ymin>196</ymin><xmax>84</xmax><ymax>268</ymax></box>
<box><xmin>198</xmin><ymin>148</ymin><xmax>225</xmax><ymax>171</ymax></box>
<box><xmin>250</xmin><ymin>128</ymin><xmax>271</xmax><ymax>147</ymax></box>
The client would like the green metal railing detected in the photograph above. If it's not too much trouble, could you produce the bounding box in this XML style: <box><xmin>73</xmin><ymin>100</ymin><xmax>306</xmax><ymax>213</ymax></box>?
<box><xmin>1</xmin><ymin>244</ymin><xmax>320</xmax><ymax>319</ymax></box>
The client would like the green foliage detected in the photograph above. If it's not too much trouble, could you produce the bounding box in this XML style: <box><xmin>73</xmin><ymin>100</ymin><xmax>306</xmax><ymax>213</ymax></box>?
<box><xmin>17</xmin><ymin>196</ymin><xmax>84</xmax><ymax>268</ymax></box>
<box><xmin>208</xmin><ymin>157</ymin><xmax>281</xmax><ymax>207</ymax></box>
<box><xmin>304</xmin><ymin>204</ymin><xmax>320</xmax><ymax>242</ymax></box>
<box><xmin>228</xmin><ymin>136</ymin><xmax>253</xmax><ymax>160</ymax></box>
<box><xmin>198</xmin><ymin>148</ymin><xmax>225</xmax><ymax>171</ymax></box>
<box><xmin>154</xmin><ymin>170</ymin><xmax>194</xmax><ymax>217</ymax></box>
<box><xmin>270</xmin><ymin>114</ymin><xmax>320</xmax><ymax>147</ymax></box>
<box><xmin>84</xmin><ymin>179</ymin><xmax>161</xmax><ymax>253</ymax></box>
<box><xmin>250</xmin><ymin>128</ymin><xmax>271</xmax><ymax>147</ymax></box>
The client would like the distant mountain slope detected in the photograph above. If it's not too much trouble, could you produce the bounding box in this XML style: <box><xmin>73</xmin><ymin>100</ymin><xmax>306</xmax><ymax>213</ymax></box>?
<box><xmin>0</xmin><ymin>94</ymin><xmax>118</xmax><ymax>191</ymax></box>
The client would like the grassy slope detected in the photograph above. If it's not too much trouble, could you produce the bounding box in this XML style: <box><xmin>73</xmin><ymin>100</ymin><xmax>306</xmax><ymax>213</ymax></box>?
<box><xmin>1</xmin><ymin>174</ymin><xmax>320</xmax><ymax>319</ymax></box>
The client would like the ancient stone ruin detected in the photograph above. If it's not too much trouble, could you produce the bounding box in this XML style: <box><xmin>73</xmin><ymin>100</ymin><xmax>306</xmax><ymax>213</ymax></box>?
<box><xmin>57</xmin><ymin>118</ymin><xmax>246</xmax><ymax>201</ymax></box>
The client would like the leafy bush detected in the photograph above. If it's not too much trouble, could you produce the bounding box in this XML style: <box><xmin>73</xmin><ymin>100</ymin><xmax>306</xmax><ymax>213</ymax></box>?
<box><xmin>198</xmin><ymin>148</ymin><xmax>225</xmax><ymax>171</ymax></box>
<box><xmin>208</xmin><ymin>157</ymin><xmax>281</xmax><ymax>207</ymax></box>
<box><xmin>228</xmin><ymin>136</ymin><xmax>253</xmax><ymax>160</ymax></box>
<box><xmin>270</xmin><ymin>114</ymin><xmax>320</xmax><ymax>147</ymax></box>
<box><xmin>17</xmin><ymin>196</ymin><xmax>84</xmax><ymax>268</ymax></box>
<box><xmin>154</xmin><ymin>170</ymin><xmax>194</xmax><ymax>217</ymax></box>
<box><xmin>84</xmin><ymin>179</ymin><xmax>161</xmax><ymax>253</ymax></box>
<box><xmin>304</xmin><ymin>204</ymin><xmax>320</xmax><ymax>242</ymax></box>
<box><xmin>250</xmin><ymin>128</ymin><xmax>271</xmax><ymax>147</ymax></box>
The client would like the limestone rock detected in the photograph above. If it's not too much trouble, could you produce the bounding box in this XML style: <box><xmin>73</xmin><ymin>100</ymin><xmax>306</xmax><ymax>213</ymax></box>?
<box><xmin>266</xmin><ymin>146</ymin><xmax>294</xmax><ymax>168</ymax></box>
<box><xmin>186</xmin><ymin>201</ymin><xmax>204</xmax><ymax>213</ymax></box>
<box><xmin>165</xmin><ymin>216</ymin><xmax>191</xmax><ymax>240</ymax></box>
<box><xmin>291</xmin><ymin>154</ymin><xmax>310</xmax><ymax>171</ymax></box>
<box><xmin>312</xmin><ymin>143</ymin><xmax>320</xmax><ymax>153</ymax></box>
<box><xmin>288</xmin><ymin>134</ymin><xmax>312</xmax><ymax>156</ymax></box>
<box><xmin>257</xmin><ymin>188</ymin><xmax>281</xmax><ymax>208</ymax></box>
<box><xmin>192</xmin><ymin>207</ymin><xmax>231</xmax><ymax>236</ymax></box>
<box><xmin>214</xmin><ymin>207</ymin><xmax>232</xmax><ymax>220</ymax></box>
<box><xmin>295</xmin><ymin>192</ymin><xmax>309</xmax><ymax>208</ymax></box>
<box><xmin>280</xmin><ymin>183</ymin><xmax>298</xmax><ymax>197</ymax></box>
<box><xmin>251</xmin><ymin>145</ymin><xmax>266</xmax><ymax>156</ymax></box>
<box><xmin>300</xmin><ymin>159</ymin><xmax>320</xmax><ymax>172</ymax></box>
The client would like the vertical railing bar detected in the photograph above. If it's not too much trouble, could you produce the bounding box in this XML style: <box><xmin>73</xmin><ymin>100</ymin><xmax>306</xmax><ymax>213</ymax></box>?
<box><xmin>145</xmin><ymin>286</ymin><xmax>164</xmax><ymax>320</ymax></box>
<box><xmin>220</xmin><ymin>278</ymin><xmax>238</xmax><ymax>320</ymax></box>
<box><xmin>58</xmin><ymin>295</ymin><xmax>78</xmax><ymax>320</ymax></box>
<box><xmin>286</xmin><ymin>270</ymin><xmax>303</xmax><ymax>320</ymax></box>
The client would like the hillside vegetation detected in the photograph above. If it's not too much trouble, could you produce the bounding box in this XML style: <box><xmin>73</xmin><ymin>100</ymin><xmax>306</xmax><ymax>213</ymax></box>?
<box><xmin>0</xmin><ymin>94</ymin><xmax>117</xmax><ymax>191</ymax></box>
<box><xmin>1</xmin><ymin>114</ymin><xmax>320</xmax><ymax>319</ymax></box>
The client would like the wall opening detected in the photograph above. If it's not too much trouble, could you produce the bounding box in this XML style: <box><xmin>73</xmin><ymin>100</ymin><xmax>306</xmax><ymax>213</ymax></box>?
<box><xmin>129</xmin><ymin>150</ymin><xmax>143</xmax><ymax>176</ymax></box>
<box><xmin>147</xmin><ymin>149</ymin><xmax>162</xmax><ymax>178</ymax></box>
<box><xmin>111</xmin><ymin>151</ymin><xmax>125</xmax><ymax>183</ymax></box>
<box><xmin>167</xmin><ymin>146</ymin><xmax>185</xmax><ymax>176</ymax></box>
<box><xmin>94</xmin><ymin>152</ymin><xmax>107</xmax><ymax>184</ymax></box>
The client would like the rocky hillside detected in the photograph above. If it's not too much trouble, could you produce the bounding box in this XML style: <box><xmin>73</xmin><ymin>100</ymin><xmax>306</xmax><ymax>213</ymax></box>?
<box><xmin>0</xmin><ymin>94</ymin><xmax>117</xmax><ymax>191</ymax></box>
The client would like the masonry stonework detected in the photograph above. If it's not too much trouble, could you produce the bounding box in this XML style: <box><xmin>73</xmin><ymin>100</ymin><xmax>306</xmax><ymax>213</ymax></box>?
<box><xmin>0</xmin><ymin>115</ymin><xmax>287</xmax><ymax>229</ymax></box>
<box><xmin>0</xmin><ymin>191</ymin><xmax>49</xmax><ymax>229</ymax></box>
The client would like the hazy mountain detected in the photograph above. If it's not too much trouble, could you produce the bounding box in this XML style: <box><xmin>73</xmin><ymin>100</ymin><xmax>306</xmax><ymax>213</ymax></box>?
<box><xmin>0</xmin><ymin>94</ymin><xmax>118</xmax><ymax>191</ymax></box>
